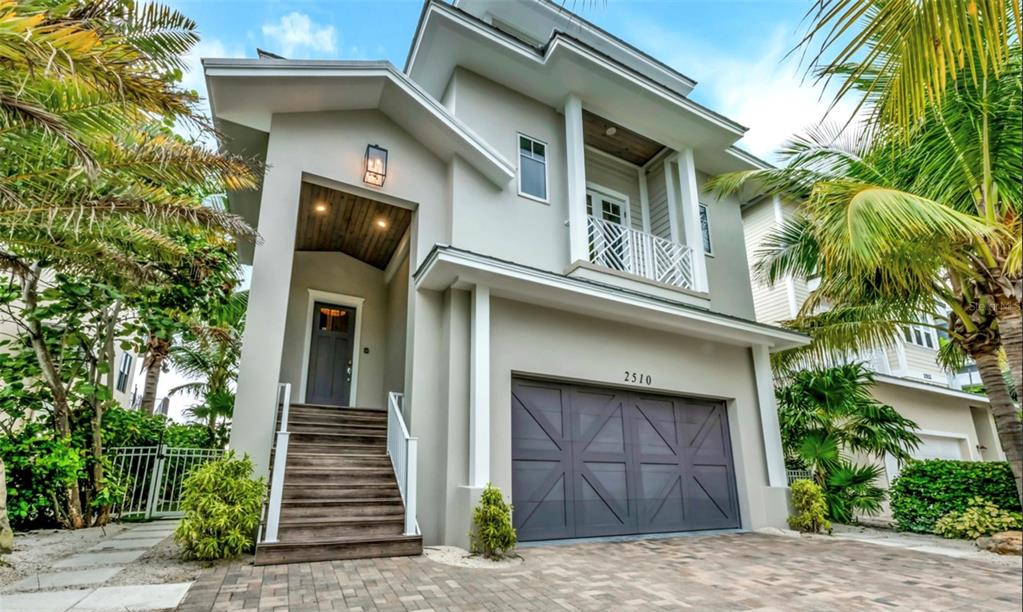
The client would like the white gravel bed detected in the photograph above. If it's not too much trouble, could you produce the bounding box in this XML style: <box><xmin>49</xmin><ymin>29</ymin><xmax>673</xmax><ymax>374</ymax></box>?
<box><xmin>0</xmin><ymin>523</ymin><xmax>131</xmax><ymax>589</ymax></box>
<box><xmin>424</xmin><ymin>545</ymin><xmax>524</xmax><ymax>569</ymax></box>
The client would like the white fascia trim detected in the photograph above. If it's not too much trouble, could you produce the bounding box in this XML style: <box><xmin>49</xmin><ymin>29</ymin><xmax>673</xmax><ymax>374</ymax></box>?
<box><xmin>415</xmin><ymin>246</ymin><xmax>809</xmax><ymax>349</ymax></box>
<box><xmin>203</xmin><ymin>61</ymin><xmax>515</xmax><ymax>186</ymax></box>
<box><xmin>408</xmin><ymin>4</ymin><xmax>745</xmax><ymax>137</ymax></box>
<box><xmin>874</xmin><ymin>373</ymin><xmax>990</xmax><ymax>403</ymax></box>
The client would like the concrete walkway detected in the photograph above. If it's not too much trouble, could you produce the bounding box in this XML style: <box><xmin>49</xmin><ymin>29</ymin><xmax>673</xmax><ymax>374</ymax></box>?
<box><xmin>0</xmin><ymin>521</ymin><xmax>191</xmax><ymax>612</ymax></box>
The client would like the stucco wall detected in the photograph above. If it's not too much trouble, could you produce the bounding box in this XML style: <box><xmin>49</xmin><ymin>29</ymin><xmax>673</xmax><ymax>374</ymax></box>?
<box><xmin>410</xmin><ymin>292</ymin><xmax>790</xmax><ymax>546</ymax></box>
<box><xmin>698</xmin><ymin>171</ymin><xmax>757</xmax><ymax>320</ymax></box>
<box><xmin>383</xmin><ymin>254</ymin><xmax>410</xmax><ymax>396</ymax></box>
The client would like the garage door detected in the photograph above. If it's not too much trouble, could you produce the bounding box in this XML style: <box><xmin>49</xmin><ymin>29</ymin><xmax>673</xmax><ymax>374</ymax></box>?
<box><xmin>511</xmin><ymin>378</ymin><xmax>740</xmax><ymax>541</ymax></box>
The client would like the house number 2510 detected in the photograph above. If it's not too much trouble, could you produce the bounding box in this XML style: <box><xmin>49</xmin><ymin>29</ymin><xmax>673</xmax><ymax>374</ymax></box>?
<box><xmin>625</xmin><ymin>371</ymin><xmax>652</xmax><ymax>385</ymax></box>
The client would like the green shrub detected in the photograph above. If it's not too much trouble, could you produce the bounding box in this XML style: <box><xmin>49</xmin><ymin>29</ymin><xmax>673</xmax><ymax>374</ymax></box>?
<box><xmin>933</xmin><ymin>497</ymin><xmax>1023</xmax><ymax>539</ymax></box>
<box><xmin>100</xmin><ymin>406</ymin><xmax>216</xmax><ymax>449</ymax></box>
<box><xmin>890</xmin><ymin>460</ymin><xmax>1020</xmax><ymax>533</ymax></box>
<box><xmin>0</xmin><ymin>422</ymin><xmax>85</xmax><ymax>529</ymax></box>
<box><xmin>174</xmin><ymin>452</ymin><xmax>265</xmax><ymax>560</ymax></box>
<box><xmin>788</xmin><ymin>479</ymin><xmax>831</xmax><ymax>533</ymax></box>
<box><xmin>469</xmin><ymin>483</ymin><xmax>517</xmax><ymax>560</ymax></box>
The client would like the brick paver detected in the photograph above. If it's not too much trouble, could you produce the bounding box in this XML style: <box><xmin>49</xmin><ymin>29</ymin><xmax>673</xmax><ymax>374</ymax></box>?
<box><xmin>176</xmin><ymin>532</ymin><xmax>1022</xmax><ymax>611</ymax></box>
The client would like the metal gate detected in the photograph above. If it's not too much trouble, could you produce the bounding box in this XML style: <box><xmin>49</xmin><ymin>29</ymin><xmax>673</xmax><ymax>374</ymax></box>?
<box><xmin>107</xmin><ymin>446</ymin><xmax>224</xmax><ymax>519</ymax></box>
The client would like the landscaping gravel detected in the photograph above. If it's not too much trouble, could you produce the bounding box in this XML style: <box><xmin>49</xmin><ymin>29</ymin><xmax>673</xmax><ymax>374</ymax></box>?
<box><xmin>0</xmin><ymin>523</ymin><xmax>130</xmax><ymax>589</ymax></box>
<box><xmin>423</xmin><ymin>544</ymin><xmax>524</xmax><ymax>569</ymax></box>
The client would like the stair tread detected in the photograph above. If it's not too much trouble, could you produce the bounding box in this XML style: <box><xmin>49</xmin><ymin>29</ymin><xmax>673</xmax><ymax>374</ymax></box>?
<box><xmin>289</xmin><ymin>403</ymin><xmax>386</xmax><ymax>412</ymax></box>
<box><xmin>280</xmin><ymin>514</ymin><xmax>404</xmax><ymax>525</ymax></box>
<box><xmin>287</xmin><ymin>466</ymin><xmax>393</xmax><ymax>472</ymax></box>
<box><xmin>282</xmin><ymin>497</ymin><xmax>402</xmax><ymax>504</ymax></box>
<box><xmin>258</xmin><ymin>533</ymin><xmax>420</xmax><ymax>547</ymax></box>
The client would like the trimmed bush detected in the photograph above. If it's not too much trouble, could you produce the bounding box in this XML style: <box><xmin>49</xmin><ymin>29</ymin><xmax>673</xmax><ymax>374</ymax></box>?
<box><xmin>174</xmin><ymin>452</ymin><xmax>265</xmax><ymax>560</ymax></box>
<box><xmin>788</xmin><ymin>479</ymin><xmax>831</xmax><ymax>533</ymax></box>
<box><xmin>890</xmin><ymin>460</ymin><xmax>1020</xmax><ymax>534</ymax></box>
<box><xmin>469</xmin><ymin>483</ymin><xmax>517</xmax><ymax>560</ymax></box>
<box><xmin>933</xmin><ymin>497</ymin><xmax>1023</xmax><ymax>539</ymax></box>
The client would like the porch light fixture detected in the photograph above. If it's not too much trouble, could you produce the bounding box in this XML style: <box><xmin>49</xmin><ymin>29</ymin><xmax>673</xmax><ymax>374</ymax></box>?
<box><xmin>363</xmin><ymin>144</ymin><xmax>388</xmax><ymax>187</ymax></box>
<box><xmin>314</xmin><ymin>202</ymin><xmax>328</xmax><ymax>213</ymax></box>
<box><xmin>375</xmin><ymin>218</ymin><xmax>389</xmax><ymax>229</ymax></box>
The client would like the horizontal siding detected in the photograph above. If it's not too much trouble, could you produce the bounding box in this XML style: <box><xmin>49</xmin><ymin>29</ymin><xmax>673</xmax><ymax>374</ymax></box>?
<box><xmin>646</xmin><ymin>162</ymin><xmax>670</xmax><ymax>240</ymax></box>
<box><xmin>742</xmin><ymin>200</ymin><xmax>792</xmax><ymax>324</ymax></box>
<box><xmin>585</xmin><ymin>153</ymin><xmax>642</xmax><ymax>231</ymax></box>
<box><xmin>903</xmin><ymin>344</ymin><xmax>948</xmax><ymax>383</ymax></box>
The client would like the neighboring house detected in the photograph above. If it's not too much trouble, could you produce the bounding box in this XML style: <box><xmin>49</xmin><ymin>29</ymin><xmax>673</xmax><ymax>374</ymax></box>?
<box><xmin>742</xmin><ymin>196</ymin><xmax>1005</xmax><ymax>518</ymax></box>
<box><xmin>209</xmin><ymin>0</ymin><xmax>810</xmax><ymax>564</ymax></box>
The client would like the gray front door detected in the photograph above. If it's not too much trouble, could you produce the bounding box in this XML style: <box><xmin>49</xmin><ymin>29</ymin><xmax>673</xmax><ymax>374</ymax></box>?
<box><xmin>306</xmin><ymin>302</ymin><xmax>356</xmax><ymax>406</ymax></box>
<box><xmin>511</xmin><ymin>378</ymin><xmax>739</xmax><ymax>541</ymax></box>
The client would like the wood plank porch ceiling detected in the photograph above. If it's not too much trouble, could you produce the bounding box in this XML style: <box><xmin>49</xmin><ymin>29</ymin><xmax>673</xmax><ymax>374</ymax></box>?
<box><xmin>583</xmin><ymin>110</ymin><xmax>665</xmax><ymax>166</ymax></box>
<box><xmin>296</xmin><ymin>182</ymin><xmax>412</xmax><ymax>270</ymax></box>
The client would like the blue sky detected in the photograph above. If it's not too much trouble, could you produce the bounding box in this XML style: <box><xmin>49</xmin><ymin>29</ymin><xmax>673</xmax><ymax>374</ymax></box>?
<box><xmin>175</xmin><ymin>0</ymin><xmax>855</xmax><ymax>161</ymax></box>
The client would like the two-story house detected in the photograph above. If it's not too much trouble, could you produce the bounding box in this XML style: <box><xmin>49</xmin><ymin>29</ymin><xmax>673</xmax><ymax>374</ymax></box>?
<box><xmin>742</xmin><ymin>196</ymin><xmax>1005</xmax><ymax>519</ymax></box>
<box><xmin>209</xmin><ymin>0</ymin><xmax>809</xmax><ymax>564</ymax></box>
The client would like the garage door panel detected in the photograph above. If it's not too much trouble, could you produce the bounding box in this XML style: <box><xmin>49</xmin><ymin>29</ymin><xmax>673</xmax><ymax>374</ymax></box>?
<box><xmin>512</xmin><ymin>378</ymin><xmax>739</xmax><ymax>541</ymax></box>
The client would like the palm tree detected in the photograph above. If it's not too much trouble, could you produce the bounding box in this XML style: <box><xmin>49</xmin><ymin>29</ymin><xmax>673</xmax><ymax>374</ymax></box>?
<box><xmin>168</xmin><ymin>291</ymin><xmax>247</xmax><ymax>442</ymax></box>
<box><xmin>1</xmin><ymin>0</ymin><xmax>257</xmax><ymax>528</ymax></box>
<box><xmin>777</xmin><ymin>363</ymin><xmax>921</xmax><ymax>522</ymax></box>
<box><xmin>711</xmin><ymin>48</ymin><xmax>1022</xmax><ymax>500</ymax></box>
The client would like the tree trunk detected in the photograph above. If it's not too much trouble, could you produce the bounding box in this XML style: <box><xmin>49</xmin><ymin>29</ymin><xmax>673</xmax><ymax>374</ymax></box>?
<box><xmin>90</xmin><ymin>401</ymin><xmax>109</xmax><ymax>527</ymax></box>
<box><xmin>972</xmin><ymin>348</ymin><xmax>1023</xmax><ymax>502</ymax></box>
<box><xmin>140</xmin><ymin>335</ymin><xmax>168</xmax><ymax>415</ymax></box>
<box><xmin>993</xmin><ymin>294</ymin><xmax>1022</xmax><ymax>398</ymax></box>
<box><xmin>0</xmin><ymin>457</ymin><xmax>13</xmax><ymax>554</ymax></box>
<box><xmin>19</xmin><ymin>265</ymin><xmax>86</xmax><ymax>529</ymax></box>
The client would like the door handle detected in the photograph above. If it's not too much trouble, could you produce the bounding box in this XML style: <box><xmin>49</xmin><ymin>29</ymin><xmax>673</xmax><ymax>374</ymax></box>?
<box><xmin>346</xmin><ymin>359</ymin><xmax>352</xmax><ymax>383</ymax></box>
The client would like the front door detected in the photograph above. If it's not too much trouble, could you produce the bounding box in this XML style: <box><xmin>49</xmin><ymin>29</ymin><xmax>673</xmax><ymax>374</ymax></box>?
<box><xmin>586</xmin><ymin>189</ymin><xmax>630</xmax><ymax>271</ymax></box>
<box><xmin>306</xmin><ymin>302</ymin><xmax>356</xmax><ymax>406</ymax></box>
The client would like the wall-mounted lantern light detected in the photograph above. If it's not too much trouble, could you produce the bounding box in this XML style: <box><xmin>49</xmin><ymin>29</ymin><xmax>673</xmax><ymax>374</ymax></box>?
<box><xmin>364</xmin><ymin>144</ymin><xmax>388</xmax><ymax>187</ymax></box>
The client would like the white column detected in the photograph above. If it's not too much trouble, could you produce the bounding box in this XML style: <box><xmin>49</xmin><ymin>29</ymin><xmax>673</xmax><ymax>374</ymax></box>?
<box><xmin>564</xmin><ymin>95</ymin><xmax>588</xmax><ymax>264</ymax></box>
<box><xmin>676</xmin><ymin>148</ymin><xmax>709</xmax><ymax>292</ymax></box>
<box><xmin>752</xmin><ymin>344</ymin><xmax>787</xmax><ymax>488</ymax></box>
<box><xmin>231</xmin><ymin>162</ymin><xmax>301</xmax><ymax>478</ymax></box>
<box><xmin>638</xmin><ymin>167</ymin><xmax>651</xmax><ymax>234</ymax></box>
<box><xmin>663</xmin><ymin>160</ymin><xmax>681</xmax><ymax>243</ymax></box>
<box><xmin>469</xmin><ymin>284</ymin><xmax>491</xmax><ymax>487</ymax></box>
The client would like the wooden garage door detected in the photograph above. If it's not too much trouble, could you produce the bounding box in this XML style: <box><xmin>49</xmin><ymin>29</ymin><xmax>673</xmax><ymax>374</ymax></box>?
<box><xmin>511</xmin><ymin>378</ymin><xmax>739</xmax><ymax>541</ymax></box>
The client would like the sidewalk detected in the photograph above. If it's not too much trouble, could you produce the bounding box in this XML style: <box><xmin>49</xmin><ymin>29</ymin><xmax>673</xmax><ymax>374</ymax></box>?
<box><xmin>0</xmin><ymin>521</ymin><xmax>191</xmax><ymax>612</ymax></box>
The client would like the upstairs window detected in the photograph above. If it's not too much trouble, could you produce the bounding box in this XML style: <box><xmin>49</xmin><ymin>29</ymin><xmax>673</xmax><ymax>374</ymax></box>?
<box><xmin>902</xmin><ymin>321</ymin><xmax>937</xmax><ymax>350</ymax></box>
<box><xmin>115</xmin><ymin>353</ymin><xmax>133</xmax><ymax>393</ymax></box>
<box><xmin>518</xmin><ymin>134</ymin><xmax>548</xmax><ymax>202</ymax></box>
<box><xmin>698</xmin><ymin>204</ymin><xmax>713</xmax><ymax>255</ymax></box>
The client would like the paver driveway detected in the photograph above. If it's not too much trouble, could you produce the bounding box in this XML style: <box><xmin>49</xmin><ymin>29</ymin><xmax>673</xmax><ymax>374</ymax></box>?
<box><xmin>176</xmin><ymin>532</ymin><xmax>1021</xmax><ymax>611</ymax></box>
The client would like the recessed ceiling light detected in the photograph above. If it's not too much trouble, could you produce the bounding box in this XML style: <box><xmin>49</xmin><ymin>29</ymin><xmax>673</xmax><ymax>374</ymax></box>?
<box><xmin>314</xmin><ymin>203</ymin><xmax>327</xmax><ymax>213</ymax></box>
<box><xmin>375</xmin><ymin>218</ymin><xmax>388</xmax><ymax>229</ymax></box>
<box><xmin>605</xmin><ymin>126</ymin><xmax>617</xmax><ymax>136</ymax></box>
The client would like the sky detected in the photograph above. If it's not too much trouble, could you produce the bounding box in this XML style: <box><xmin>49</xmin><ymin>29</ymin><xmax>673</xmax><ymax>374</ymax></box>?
<box><xmin>153</xmin><ymin>0</ymin><xmax>853</xmax><ymax>420</ymax></box>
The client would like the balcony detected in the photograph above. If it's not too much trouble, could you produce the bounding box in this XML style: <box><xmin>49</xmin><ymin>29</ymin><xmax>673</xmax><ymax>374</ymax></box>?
<box><xmin>586</xmin><ymin>215</ymin><xmax>695</xmax><ymax>290</ymax></box>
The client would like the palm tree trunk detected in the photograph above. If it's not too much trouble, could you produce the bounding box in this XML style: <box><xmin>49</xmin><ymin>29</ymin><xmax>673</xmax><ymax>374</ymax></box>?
<box><xmin>993</xmin><ymin>294</ymin><xmax>1022</xmax><ymax>396</ymax></box>
<box><xmin>140</xmin><ymin>335</ymin><xmax>169</xmax><ymax>415</ymax></box>
<box><xmin>972</xmin><ymin>348</ymin><xmax>1023</xmax><ymax>502</ymax></box>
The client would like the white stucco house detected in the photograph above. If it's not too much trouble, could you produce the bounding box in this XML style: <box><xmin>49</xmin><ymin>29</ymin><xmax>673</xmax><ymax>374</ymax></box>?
<box><xmin>742</xmin><ymin>196</ymin><xmax>1006</xmax><ymax>519</ymax></box>
<box><xmin>209</xmin><ymin>0</ymin><xmax>810</xmax><ymax>564</ymax></box>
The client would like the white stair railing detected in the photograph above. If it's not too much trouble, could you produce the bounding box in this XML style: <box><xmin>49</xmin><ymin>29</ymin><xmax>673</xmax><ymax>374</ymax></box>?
<box><xmin>387</xmin><ymin>392</ymin><xmax>419</xmax><ymax>535</ymax></box>
<box><xmin>587</xmin><ymin>215</ymin><xmax>695</xmax><ymax>290</ymax></box>
<box><xmin>261</xmin><ymin>382</ymin><xmax>291</xmax><ymax>544</ymax></box>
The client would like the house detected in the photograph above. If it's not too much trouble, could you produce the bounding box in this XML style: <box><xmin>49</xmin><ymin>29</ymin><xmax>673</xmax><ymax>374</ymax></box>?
<box><xmin>209</xmin><ymin>0</ymin><xmax>810</xmax><ymax>564</ymax></box>
<box><xmin>742</xmin><ymin>196</ymin><xmax>1006</xmax><ymax>518</ymax></box>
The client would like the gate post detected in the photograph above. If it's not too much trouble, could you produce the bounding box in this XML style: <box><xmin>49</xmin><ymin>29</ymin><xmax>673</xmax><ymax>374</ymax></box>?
<box><xmin>144</xmin><ymin>444</ymin><xmax>167</xmax><ymax>519</ymax></box>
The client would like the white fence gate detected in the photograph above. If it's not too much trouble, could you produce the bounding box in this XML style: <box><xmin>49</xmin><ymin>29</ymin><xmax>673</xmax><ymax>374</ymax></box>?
<box><xmin>108</xmin><ymin>446</ymin><xmax>224</xmax><ymax>519</ymax></box>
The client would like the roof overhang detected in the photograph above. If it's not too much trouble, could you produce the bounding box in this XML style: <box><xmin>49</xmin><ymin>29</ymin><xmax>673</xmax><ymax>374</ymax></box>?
<box><xmin>874</xmin><ymin>374</ymin><xmax>990</xmax><ymax>404</ymax></box>
<box><xmin>203</xmin><ymin>59</ymin><xmax>515</xmax><ymax>187</ymax></box>
<box><xmin>406</xmin><ymin>2</ymin><xmax>747</xmax><ymax>156</ymax></box>
<box><xmin>415</xmin><ymin>246</ymin><xmax>810</xmax><ymax>351</ymax></box>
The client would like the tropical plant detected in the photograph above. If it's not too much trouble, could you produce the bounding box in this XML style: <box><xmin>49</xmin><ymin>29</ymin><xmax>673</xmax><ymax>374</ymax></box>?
<box><xmin>168</xmin><ymin>291</ymin><xmax>247</xmax><ymax>441</ymax></box>
<box><xmin>788</xmin><ymin>479</ymin><xmax>831</xmax><ymax>533</ymax></box>
<box><xmin>175</xmin><ymin>452</ymin><xmax>265</xmax><ymax>561</ymax></box>
<box><xmin>0</xmin><ymin>0</ymin><xmax>257</xmax><ymax>528</ymax></box>
<box><xmin>933</xmin><ymin>496</ymin><xmax>1023</xmax><ymax>539</ymax></box>
<box><xmin>889</xmin><ymin>459</ymin><xmax>1021</xmax><ymax>533</ymax></box>
<box><xmin>469</xmin><ymin>483</ymin><xmax>517</xmax><ymax>560</ymax></box>
<box><xmin>711</xmin><ymin>47</ymin><xmax>1022</xmax><ymax>501</ymax></box>
<box><xmin>776</xmin><ymin>363</ymin><xmax>919</xmax><ymax>522</ymax></box>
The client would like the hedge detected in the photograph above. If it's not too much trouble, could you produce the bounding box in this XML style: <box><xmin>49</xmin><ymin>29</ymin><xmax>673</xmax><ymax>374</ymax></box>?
<box><xmin>890</xmin><ymin>459</ymin><xmax>1021</xmax><ymax>534</ymax></box>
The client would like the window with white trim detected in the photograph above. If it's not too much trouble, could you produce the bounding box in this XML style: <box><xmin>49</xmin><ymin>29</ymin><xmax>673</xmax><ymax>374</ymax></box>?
<box><xmin>902</xmin><ymin>322</ymin><xmax>937</xmax><ymax>350</ymax></box>
<box><xmin>698</xmin><ymin>204</ymin><xmax>713</xmax><ymax>254</ymax></box>
<box><xmin>115</xmin><ymin>353</ymin><xmax>133</xmax><ymax>393</ymax></box>
<box><xmin>517</xmin><ymin>134</ymin><xmax>547</xmax><ymax>201</ymax></box>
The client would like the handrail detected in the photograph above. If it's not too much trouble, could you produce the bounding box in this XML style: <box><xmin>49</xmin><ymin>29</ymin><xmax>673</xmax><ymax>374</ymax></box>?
<box><xmin>386</xmin><ymin>391</ymin><xmax>419</xmax><ymax>535</ymax></box>
<box><xmin>586</xmin><ymin>215</ymin><xmax>695</xmax><ymax>290</ymax></box>
<box><xmin>261</xmin><ymin>382</ymin><xmax>291</xmax><ymax>543</ymax></box>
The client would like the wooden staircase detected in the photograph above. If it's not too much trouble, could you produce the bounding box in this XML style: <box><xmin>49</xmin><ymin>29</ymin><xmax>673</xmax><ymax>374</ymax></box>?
<box><xmin>254</xmin><ymin>403</ymin><xmax>423</xmax><ymax>565</ymax></box>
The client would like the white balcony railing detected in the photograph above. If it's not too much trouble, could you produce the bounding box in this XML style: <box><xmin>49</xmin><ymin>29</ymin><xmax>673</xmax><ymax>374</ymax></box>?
<box><xmin>387</xmin><ymin>392</ymin><xmax>419</xmax><ymax>535</ymax></box>
<box><xmin>586</xmin><ymin>215</ymin><xmax>696</xmax><ymax>290</ymax></box>
<box><xmin>261</xmin><ymin>382</ymin><xmax>291</xmax><ymax>544</ymax></box>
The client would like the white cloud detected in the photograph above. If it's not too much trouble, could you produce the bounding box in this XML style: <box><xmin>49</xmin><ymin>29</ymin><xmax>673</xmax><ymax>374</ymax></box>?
<box><xmin>622</xmin><ymin>22</ymin><xmax>859</xmax><ymax>164</ymax></box>
<box><xmin>262</xmin><ymin>12</ymin><xmax>336</xmax><ymax>57</ymax></box>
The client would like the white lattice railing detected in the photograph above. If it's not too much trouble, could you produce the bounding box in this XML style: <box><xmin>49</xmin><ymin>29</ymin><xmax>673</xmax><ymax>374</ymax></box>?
<box><xmin>261</xmin><ymin>382</ymin><xmax>291</xmax><ymax>544</ymax></box>
<box><xmin>586</xmin><ymin>215</ymin><xmax>695</xmax><ymax>290</ymax></box>
<box><xmin>387</xmin><ymin>392</ymin><xmax>419</xmax><ymax>535</ymax></box>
